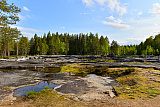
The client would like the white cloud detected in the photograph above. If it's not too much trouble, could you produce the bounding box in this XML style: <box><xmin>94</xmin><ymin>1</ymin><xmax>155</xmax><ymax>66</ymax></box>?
<box><xmin>149</xmin><ymin>3</ymin><xmax>160</xmax><ymax>15</ymax></box>
<box><xmin>118</xmin><ymin>16</ymin><xmax>160</xmax><ymax>44</ymax></box>
<box><xmin>26</xmin><ymin>15</ymin><xmax>31</xmax><ymax>18</ymax></box>
<box><xmin>61</xmin><ymin>27</ymin><xmax>65</xmax><ymax>29</ymax></box>
<box><xmin>94</xmin><ymin>0</ymin><xmax>106</xmax><ymax>5</ymax></box>
<box><xmin>18</xmin><ymin>14</ymin><xmax>26</xmax><ymax>20</ymax></box>
<box><xmin>9</xmin><ymin>25</ymin><xmax>43</xmax><ymax>39</ymax></box>
<box><xmin>23</xmin><ymin>6</ymin><xmax>30</xmax><ymax>11</ymax></box>
<box><xmin>82</xmin><ymin>0</ymin><xmax>94</xmax><ymax>7</ymax></box>
<box><xmin>21</xmin><ymin>32</ymin><xmax>34</xmax><ymax>36</ymax></box>
<box><xmin>106</xmin><ymin>0</ymin><xmax>127</xmax><ymax>15</ymax></box>
<box><xmin>114</xmin><ymin>19</ymin><xmax>122</xmax><ymax>24</ymax></box>
<box><xmin>102</xmin><ymin>21</ymin><xmax>131</xmax><ymax>30</ymax></box>
<box><xmin>82</xmin><ymin>0</ymin><xmax>127</xmax><ymax>15</ymax></box>
<box><xmin>137</xmin><ymin>11</ymin><xmax>142</xmax><ymax>16</ymax></box>
<box><xmin>106</xmin><ymin>16</ymin><xmax>115</xmax><ymax>20</ymax></box>
<box><xmin>10</xmin><ymin>25</ymin><xmax>42</xmax><ymax>32</ymax></box>
<box><xmin>155</xmin><ymin>23</ymin><xmax>158</xmax><ymax>26</ymax></box>
<box><xmin>80</xmin><ymin>13</ymin><xmax>87</xmax><ymax>15</ymax></box>
<box><xmin>117</xmin><ymin>40</ymin><xmax>128</xmax><ymax>44</ymax></box>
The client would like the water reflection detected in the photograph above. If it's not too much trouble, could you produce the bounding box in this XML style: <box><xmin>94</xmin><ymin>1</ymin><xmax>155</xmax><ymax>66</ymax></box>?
<box><xmin>14</xmin><ymin>81</ymin><xmax>61</xmax><ymax>97</ymax></box>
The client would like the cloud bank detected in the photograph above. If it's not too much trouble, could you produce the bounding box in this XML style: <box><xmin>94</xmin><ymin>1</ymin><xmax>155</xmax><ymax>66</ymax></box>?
<box><xmin>82</xmin><ymin>0</ymin><xmax>127</xmax><ymax>15</ymax></box>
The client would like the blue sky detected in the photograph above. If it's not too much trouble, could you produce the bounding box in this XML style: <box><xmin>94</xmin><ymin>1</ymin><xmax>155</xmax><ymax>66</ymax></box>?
<box><xmin>8</xmin><ymin>0</ymin><xmax>160</xmax><ymax>45</ymax></box>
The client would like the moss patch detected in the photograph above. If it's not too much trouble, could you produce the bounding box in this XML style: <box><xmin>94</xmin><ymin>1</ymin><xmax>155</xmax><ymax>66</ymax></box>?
<box><xmin>114</xmin><ymin>68</ymin><xmax>160</xmax><ymax>99</ymax></box>
<box><xmin>60</xmin><ymin>65</ymin><xmax>109</xmax><ymax>77</ymax></box>
<box><xmin>18</xmin><ymin>89</ymin><xmax>84</xmax><ymax>107</ymax></box>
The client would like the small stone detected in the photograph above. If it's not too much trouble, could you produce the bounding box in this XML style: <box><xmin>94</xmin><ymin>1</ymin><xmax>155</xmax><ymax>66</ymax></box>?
<box><xmin>126</xmin><ymin>88</ymin><xmax>130</xmax><ymax>90</ymax></box>
<box><xmin>73</xmin><ymin>97</ymin><xmax>79</xmax><ymax>101</ymax></box>
<box><xmin>109</xmin><ymin>90</ymin><xmax>115</xmax><ymax>98</ymax></box>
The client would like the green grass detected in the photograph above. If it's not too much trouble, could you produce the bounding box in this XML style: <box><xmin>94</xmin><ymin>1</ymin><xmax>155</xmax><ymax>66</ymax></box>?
<box><xmin>60</xmin><ymin>65</ymin><xmax>81</xmax><ymax>74</ymax></box>
<box><xmin>45</xmin><ymin>86</ymin><xmax>49</xmax><ymax>89</ymax></box>
<box><xmin>60</xmin><ymin>65</ymin><xmax>91</xmax><ymax>77</ymax></box>
<box><xmin>27</xmin><ymin>91</ymin><xmax>36</xmax><ymax>95</ymax></box>
<box><xmin>60</xmin><ymin>65</ymin><xmax>109</xmax><ymax>77</ymax></box>
<box><xmin>3</xmin><ymin>87</ymin><xmax>11</xmax><ymax>90</ymax></box>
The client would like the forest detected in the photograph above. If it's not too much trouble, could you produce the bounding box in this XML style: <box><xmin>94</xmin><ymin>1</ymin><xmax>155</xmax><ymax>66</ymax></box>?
<box><xmin>0</xmin><ymin>31</ymin><xmax>160</xmax><ymax>57</ymax></box>
<box><xmin>0</xmin><ymin>0</ymin><xmax>160</xmax><ymax>57</ymax></box>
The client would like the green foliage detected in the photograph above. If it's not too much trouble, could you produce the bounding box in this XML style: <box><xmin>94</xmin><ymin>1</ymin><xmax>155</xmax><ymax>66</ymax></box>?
<box><xmin>3</xmin><ymin>87</ymin><xmax>11</xmax><ymax>90</ymax></box>
<box><xmin>111</xmin><ymin>40</ymin><xmax>119</xmax><ymax>55</ymax></box>
<box><xmin>45</xmin><ymin>86</ymin><xmax>49</xmax><ymax>89</ymax></box>
<box><xmin>2</xmin><ymin>28</ymin><xmax>160</xmax><ymax>56</ymax></box>
<box><xmin>27</xmin><ymin>91</ymin><xmax>36</xmax><ymax>95</ymax></box>
<box><xmin>19</xmin><ymin>36</ymin><xmax>28</xmax><ymax>55</ymax></box>
<box><xmin>0</xmin><ymin>0</ymin><xmax>21</xmax><ymax>57</ymax></box>
<box><xmin>60</xmin><ymin>65</ymin><xmax>109</xmax><ymax>77</ymax></box>
<box><xmin>0</xmin><ymin>0</ymin><xmax>21</xmax><ymax>26</ymax></box>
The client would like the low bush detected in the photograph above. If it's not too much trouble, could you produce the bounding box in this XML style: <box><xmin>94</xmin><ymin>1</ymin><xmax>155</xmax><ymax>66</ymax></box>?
<box><xmin>27</xmin><ymin>91</ymin><xmax>36</xmax><ymax>95</ymax></box>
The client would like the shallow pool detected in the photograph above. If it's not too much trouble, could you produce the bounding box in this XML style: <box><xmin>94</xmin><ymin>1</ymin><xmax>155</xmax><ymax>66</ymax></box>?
<box><xmin>14</xmin><ymin>81</ymin><xmax>61</xmax><ymax>97</ymax></box>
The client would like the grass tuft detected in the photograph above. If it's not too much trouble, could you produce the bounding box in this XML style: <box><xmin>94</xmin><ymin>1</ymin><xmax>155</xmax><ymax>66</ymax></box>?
<box><xmin>27</xmin><ymin>91</ymin><xmax>36</xmax><ymax>95</ymax></box>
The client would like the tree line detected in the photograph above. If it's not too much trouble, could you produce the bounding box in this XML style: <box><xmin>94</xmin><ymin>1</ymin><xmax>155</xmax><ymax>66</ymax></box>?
<box><xmin>1</xmin><ymin>32</ymin><xmax>110</xmax><ymax>56</ymax></box>
<box><xmin>1</xmin><ymin>31</ymin><xmax>160</xmax><ymax>57</ymax></box>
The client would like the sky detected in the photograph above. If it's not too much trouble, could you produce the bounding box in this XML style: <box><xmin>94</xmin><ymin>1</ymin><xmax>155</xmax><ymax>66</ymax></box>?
<box><xmin>8</xmin><ymin>0</ymin><xmax>160</xmax><ymax>45</ymax></box>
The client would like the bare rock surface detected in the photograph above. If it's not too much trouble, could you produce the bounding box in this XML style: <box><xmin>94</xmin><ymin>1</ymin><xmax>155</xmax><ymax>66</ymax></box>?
<box><xmin>1</xmin><ymin>55</ymin><xmax>160</xmax><ymax>69</ymax></box>
<box><xmin>54</xmin><ymin>73</ymin><xmax>118</xmax><ymax>101</ymax></box>
<box><xmin>0</xmin><ymin>70</ymin><xmax>43</xmax><ymax>104</ymax></box>
<box><xmin>1</xmin><ymin>55</ymin><xmax>160</xmax><ymax>104</ymax></box>
<box><xmin>0</xmin><ymin>69</ymin><xmax>118</xmax><ymax>104</ymax></box>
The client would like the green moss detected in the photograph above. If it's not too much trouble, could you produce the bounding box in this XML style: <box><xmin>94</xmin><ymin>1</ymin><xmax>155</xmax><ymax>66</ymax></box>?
<box><xmin>60</xmin><ymin>65</ymin><xmax>109</xmax><ymax>77</ymax></box>
<box><xmin>22</xmin><ymin>89</ymin><xmax>83</xmax><ymax>107</ymax></box>
<box><xmin>60</xmin><ymin>65</ymin><xmax>80</xmax><ymax>74</ymax></box>
<box><xmin>3</xmin><ymin>87</ymin><xmax>11</xmax><ymax>90</ymax></box>
<box><xmin>27</xmin><ymin>91</ymin><xmax>36</xmax><ymax>95</ymax></box>
<box><xmin>45</xmin><ymin>86</ymin><xmax>49</xmax><ymax>89</ymax></box>
<box><xmin>114</xmin><ymin>69</ymin><xmax>160</xmax><ymax>99</ymax></box>
<box><xmin>95</xmin><ymin>59</ymin><xmax>116</xmax><ymax>62</ymax></box>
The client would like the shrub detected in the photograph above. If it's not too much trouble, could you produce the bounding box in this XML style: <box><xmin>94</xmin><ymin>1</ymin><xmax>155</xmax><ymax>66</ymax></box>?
<box><xmin>45</xmin><ymin>86</ymin><xmax>49</xmax><ymax>89</ymax></box>
<box><xmin>27</xmin><ymin>91</ymin><xmax>36</xmax><ymax>95</ymax></box>
<box><xmin>122</xmin><ymin>68</ymin><xmax>135</xmax><ymax>76</ymax></box>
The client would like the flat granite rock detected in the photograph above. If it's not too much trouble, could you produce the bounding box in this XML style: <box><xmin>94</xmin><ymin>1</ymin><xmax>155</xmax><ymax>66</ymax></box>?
<box><xmin>54</xmin><ymin>74</ymin><xmax>118</xmax><ymax>96</ymax></box>
<box><xmin>0</xmin><ymin>70</ymin><xmax>118</xmax><ymax>104</ymax></box>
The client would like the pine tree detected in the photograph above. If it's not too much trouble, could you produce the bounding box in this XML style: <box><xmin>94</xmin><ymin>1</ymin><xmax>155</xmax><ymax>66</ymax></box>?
<box><xmin>111</xmin><ymin>40</ymin><xmax>119</xmax><ymax>55</ymax></box>
<box><xmin>19</xmin><ymin>36</ymin><xmax>28</xmax><ymax>55</ymax></box>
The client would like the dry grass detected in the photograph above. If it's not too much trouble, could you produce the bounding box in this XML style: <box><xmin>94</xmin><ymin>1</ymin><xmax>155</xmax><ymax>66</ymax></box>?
<box><xmin>113</xmin><ymin>68</ymin><xmax>160</xmax><ymax>99</ymax></box>
<box><xmin>3</xmin><ymin>89</ymin><xmax>85</xmax><ymax>107</ymax></box>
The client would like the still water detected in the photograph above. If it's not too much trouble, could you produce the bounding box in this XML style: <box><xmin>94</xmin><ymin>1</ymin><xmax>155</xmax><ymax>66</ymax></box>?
<box><xmin>14</xmin><ymin>81</ymin><xmax>61</xmax><ymax>97</ymax></box>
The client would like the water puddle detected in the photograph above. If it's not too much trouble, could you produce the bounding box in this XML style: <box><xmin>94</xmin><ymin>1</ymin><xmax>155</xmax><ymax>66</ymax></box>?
<box><xmin>14</xmin><ymin>81</ymin><xmax>61</xmax><ymax>97</ymax></box>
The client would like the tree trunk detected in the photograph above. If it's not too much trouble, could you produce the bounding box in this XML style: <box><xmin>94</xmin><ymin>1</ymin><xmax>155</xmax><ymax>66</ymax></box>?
<box><xmin>8</xmin><ymin>43</ymin><xmax>10</xmax><ymax>57</ymax></box>
<box><xmin>4</xmin><ymin>44</ymin><xmax>6</xmax><ymax>57</ymax></box>
<box><xmin>16</xmin><ymin>39</ymin><xmax>18</xmax><ymax>58</ymax></box>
